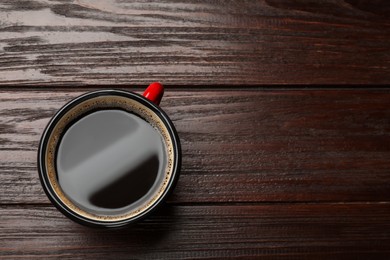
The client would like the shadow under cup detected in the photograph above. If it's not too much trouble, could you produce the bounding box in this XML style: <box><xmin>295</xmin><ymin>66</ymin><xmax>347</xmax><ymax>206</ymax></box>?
<box><xmin>38</xmin><ymin>90</ymin><xmax>181</xmax><ymax>228</ymax></box>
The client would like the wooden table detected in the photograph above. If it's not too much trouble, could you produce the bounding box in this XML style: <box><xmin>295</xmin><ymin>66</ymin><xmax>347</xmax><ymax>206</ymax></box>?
<box><xmin>1</xmin><ymin>1</ymin><xmax>390</xmax><ymax>259</ymax></box>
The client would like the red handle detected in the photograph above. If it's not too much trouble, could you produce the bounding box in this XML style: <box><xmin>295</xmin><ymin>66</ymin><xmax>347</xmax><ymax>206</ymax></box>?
<box><xmin>143</xmin><ymin>82</ymin><xmax>164</xmax><ymax>106</ymax></box>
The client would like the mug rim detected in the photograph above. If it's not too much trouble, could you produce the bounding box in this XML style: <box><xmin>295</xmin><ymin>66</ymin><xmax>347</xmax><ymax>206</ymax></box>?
<box><xmin>38</xmin><ymin>89</ymin><xmax>181</xmax><ymax>228</ymax></box>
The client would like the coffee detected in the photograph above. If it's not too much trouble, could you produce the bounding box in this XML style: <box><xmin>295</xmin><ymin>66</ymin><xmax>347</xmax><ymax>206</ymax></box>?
<box><xmin>56</xmin><ymin>110</ymin><xmax>167</xmax><ymax>216</ymax></box>
<box><xmin>43</xmin><ymin>94</ymin><xmax>176</xmax><ymax>222</ymax></box>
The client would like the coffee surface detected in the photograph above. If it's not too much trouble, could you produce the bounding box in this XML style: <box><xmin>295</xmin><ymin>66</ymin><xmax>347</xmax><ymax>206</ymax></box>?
<box><xmin>56</xmin><ymin>109</ymin><xmax>167</xmax><ymax>216</ymax></box>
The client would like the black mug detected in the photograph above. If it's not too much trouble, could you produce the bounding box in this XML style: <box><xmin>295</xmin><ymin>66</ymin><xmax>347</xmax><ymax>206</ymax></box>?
<box><xmin>38</xmin><ymin>83</ymin><xmax>181</xmax><ymax>228</ymax></box>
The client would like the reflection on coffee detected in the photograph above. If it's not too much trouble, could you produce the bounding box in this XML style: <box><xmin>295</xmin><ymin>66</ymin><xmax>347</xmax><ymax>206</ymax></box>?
<box><xmin>56</xmin><ymin>110</ymin><xmax>167</xmax><ymax>216</ymax></box>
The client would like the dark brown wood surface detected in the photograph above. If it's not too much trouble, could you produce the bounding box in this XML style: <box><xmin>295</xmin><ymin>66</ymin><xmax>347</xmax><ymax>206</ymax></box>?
<box><xmin>2</xmin><ymin>204</ymin><xmax>390</xmax><ymax>259</ymax></box>
<box><xmin>1</xmin><ymin>1</ymin><xmax>390</xmax><ymax>259</ymax></box>
<box><xmin>1</xmin><ymin>90</ymin><xmax>390</xmax><ymax>205</ymax></box>
<box><xmin>1</xmin><ymin>0</ymin><xmax>390</xmax><ymax>86</ymax></box>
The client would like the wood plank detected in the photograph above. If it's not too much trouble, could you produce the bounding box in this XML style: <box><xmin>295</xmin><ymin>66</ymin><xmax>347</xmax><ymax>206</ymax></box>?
<box><xmin>0</xmin><ymin>0</ymin><xmax>390</xmax><ymax>86</ymax></box>
<box><xmin>1</xmin><ymin>89</ymin><xmax>389</xmax><ymax>204</ymax></box>
<box><xmin>1</xmin><ymin>204</ymin><xmax>389</xmax><ymax>259</ymax></box>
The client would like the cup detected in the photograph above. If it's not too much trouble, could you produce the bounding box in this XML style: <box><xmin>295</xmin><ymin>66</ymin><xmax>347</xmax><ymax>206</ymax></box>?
<box><xmin>38</xmin><ymin>82</ymin><xmax>181</xmax><ymax>228</ymax></box>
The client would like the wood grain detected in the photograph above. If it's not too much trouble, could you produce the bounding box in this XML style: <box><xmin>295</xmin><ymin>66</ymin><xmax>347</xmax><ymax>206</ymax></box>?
<box><xmin>1</xmin><ymin>89</ymin><xmax>389</xmax><ymax>204</ymax></box>
<box><xmin>1</xmin><ymin>204</ymin><xmax>389</xmax><ymax>259</ymax></box>
<box><xmin>1</xmin><ymin>0</ymin><xmax>390</xmax><ymax>86</ymax></box>
<box><xmin>1</xmin><ymin>1</ymin><xmax>390</xmax><ymax>258</ymax></box>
